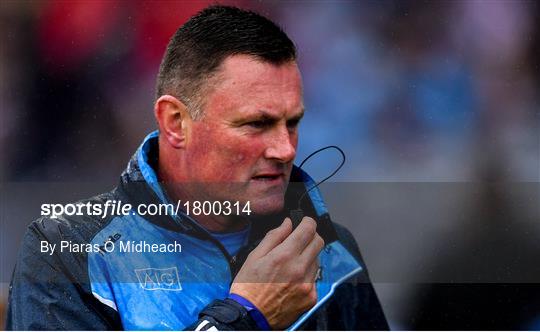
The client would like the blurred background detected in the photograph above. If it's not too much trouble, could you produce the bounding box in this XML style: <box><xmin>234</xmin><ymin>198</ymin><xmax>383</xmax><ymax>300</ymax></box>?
<box><xmin>1</xmin><ymin>0</ymin><xmax>539</xmax><ymax>329</ymax></box>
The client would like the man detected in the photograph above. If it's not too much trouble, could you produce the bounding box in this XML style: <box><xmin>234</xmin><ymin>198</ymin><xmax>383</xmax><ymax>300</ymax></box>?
<box><xmin>7</xmin><ymin>5</ymin><xmax>388</xmax><ymax>330</ymax></box>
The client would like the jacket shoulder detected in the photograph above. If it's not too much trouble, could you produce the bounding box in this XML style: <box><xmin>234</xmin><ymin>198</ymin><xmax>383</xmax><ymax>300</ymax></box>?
<box><xmin>332</xmin><ymin>222</ymin><xmax>366</xmax><ymax>267</ymax></box>
<box><xmin>7</xmin><ymin>190</ymin><xmax>124</xmax><ymax>330</ymax></box>
<box><xmin>324</xmin><ymin>222</ymin><xmax>389</xmax><ymax>330</ymax></box>
<box><xmin>31</xmin><ymin>189</ymin><xmax>120</xmax><ymax>244</ymax></box>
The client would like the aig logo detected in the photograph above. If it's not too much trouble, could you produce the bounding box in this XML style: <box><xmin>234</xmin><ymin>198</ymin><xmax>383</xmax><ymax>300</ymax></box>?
<box><xmin>134</xmin><ymin>267</ymin><xmax>182</xmax><ymax>291</ymax></box>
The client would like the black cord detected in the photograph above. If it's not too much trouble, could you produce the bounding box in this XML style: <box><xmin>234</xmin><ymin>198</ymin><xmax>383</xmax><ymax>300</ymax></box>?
<box><xmin>296</xmin><ymin>145</ymin><xmax>346</xmax><ymax>208</ymax></box>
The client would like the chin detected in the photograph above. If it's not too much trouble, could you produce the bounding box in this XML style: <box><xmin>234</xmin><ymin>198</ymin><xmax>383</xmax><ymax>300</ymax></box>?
<box><xmin>248</xmin><ymin>195</ymin><xmax>285</xmax><ymax>216</ymax></box>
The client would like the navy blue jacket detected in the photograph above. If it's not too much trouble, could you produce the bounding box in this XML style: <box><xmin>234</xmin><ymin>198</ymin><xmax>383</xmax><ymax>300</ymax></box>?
<box><xmin>7</xmin><ymin>131</ymin><xmax>388</xmax><ymax>330</ymax></box>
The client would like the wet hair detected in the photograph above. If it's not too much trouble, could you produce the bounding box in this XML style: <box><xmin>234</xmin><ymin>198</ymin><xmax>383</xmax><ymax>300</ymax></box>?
<box><xmin>155</xmin><ymin>5</ymin><xmax>297</xmax><ymax>119</ymax></box>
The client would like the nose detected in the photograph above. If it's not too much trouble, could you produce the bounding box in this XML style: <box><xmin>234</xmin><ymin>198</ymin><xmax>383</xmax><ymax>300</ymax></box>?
<box><xmin>264</xmin><ymin>125</ymin><xmax>296</xmax><ymax>163</ymax></box>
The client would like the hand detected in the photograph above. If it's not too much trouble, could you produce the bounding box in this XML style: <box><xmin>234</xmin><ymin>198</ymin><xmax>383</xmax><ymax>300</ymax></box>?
<box><xmin>230</xmin><ymin>217</ymin><xmax>324</xmax><ymax>330</ymax></box>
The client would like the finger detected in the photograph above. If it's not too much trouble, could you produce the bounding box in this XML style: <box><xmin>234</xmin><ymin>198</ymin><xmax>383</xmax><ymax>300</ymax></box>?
<box><xmin>300</xmin><ymin>233</ymin><xmax>324</xmax><ymax>264</ymax></box>
<box><xmin>303</xmin><ymin>258</ymin><xmax>320</xmax><ymax>283</ymax></box>
<box><xmin>275</xmin><ymin>217</ymin><xmax>317</xmax><ymax>255</ymax></box>
<box><xmin>251</xmin><ymin>218</ymin><xmax>293</xmax><ymax>257</ymax></box>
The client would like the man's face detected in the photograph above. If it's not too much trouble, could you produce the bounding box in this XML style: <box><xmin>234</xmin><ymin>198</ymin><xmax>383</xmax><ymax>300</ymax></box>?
<box><xmin>183</xmin><ymin>54</ymin><xmax>304</xmax><ymax>215</ymax></box>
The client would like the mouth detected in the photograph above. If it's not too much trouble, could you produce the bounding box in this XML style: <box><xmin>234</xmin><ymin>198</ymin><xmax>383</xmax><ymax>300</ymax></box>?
<box><xmin>251</xmin><ymin>173</ymin><xmax>284</xmax><ymax>182</ymax></box>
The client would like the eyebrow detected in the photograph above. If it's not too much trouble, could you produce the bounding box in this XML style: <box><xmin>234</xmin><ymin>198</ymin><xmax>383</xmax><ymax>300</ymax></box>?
<box><xmin>254</xmin><ymin>108</ymin><xmax>305</xmax><ymax>121</ymax></box>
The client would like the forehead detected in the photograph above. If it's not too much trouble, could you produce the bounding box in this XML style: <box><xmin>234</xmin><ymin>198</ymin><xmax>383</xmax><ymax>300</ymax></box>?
<box><xmin>204</xmin><ymin>54</ymin><xmax>304</xmax><ymax>117</ymax></box>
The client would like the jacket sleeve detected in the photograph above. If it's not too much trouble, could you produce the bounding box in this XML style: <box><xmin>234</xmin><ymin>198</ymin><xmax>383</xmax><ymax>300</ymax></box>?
<box><xmin>184</xmin><ymin>298</ymin><xmax>261</xmax><ymax>331</ymax></box>
<box><xmin>6</xmin><ymin>221</ymin><xmax>122</xmax><ymax>330</ymax></box>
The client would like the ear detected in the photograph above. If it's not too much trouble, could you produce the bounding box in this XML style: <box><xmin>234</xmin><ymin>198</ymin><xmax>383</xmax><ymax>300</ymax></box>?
<box><xmin>154</xmin><ymin>95</ymin><xmax>192</xmax><ymax>149</ymax></box>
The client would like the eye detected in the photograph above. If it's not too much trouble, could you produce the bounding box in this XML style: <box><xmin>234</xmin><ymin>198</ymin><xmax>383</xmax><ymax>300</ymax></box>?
<box><xmin>287</xmin><ymin>119</ymin><xmax>300</xmax><ymax>129</ymax></box>
<box><xmin>246</xmin><ymin>119</ymin><xmax>271</xmax><ymax>129</ymax></box>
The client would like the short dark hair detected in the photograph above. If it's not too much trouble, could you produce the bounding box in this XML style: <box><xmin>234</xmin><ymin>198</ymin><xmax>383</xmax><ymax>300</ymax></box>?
<box><xmin>156</xmin><ymin>5</ymin><xmax>297</xmax><ymax>119</ymax></box>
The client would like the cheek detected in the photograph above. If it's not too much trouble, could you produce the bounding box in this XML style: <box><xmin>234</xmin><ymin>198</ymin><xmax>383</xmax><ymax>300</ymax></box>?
<box><xmin>219</xmin><ymin>142</ymin><xmax>262</xmax><ymax>176</ymax></box>
<box><xmin>187</xmin><ymin>125</ymin><xmax>261</xmax><ymax>180</ymax></box>
<box><xmin>291</xmin><ymin>133</ymin><xmax>299</xmax><ymax>149</ymax></box>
